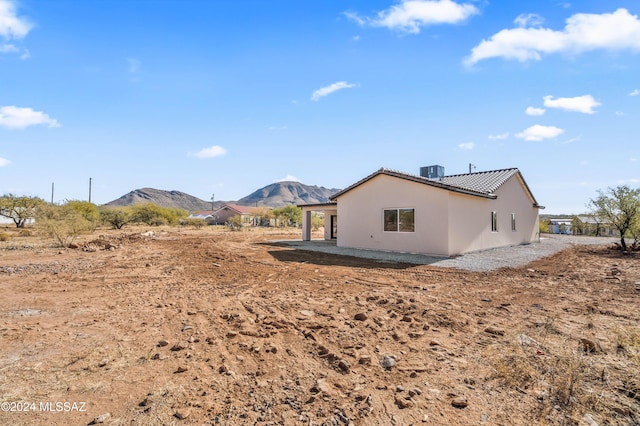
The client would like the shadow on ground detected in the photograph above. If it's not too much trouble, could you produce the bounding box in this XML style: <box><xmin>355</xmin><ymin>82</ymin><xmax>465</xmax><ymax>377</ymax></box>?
<box><xmin>263</xmin><ymin>242</ymin><xmax>429</xmax><ymax>269</ymax></box>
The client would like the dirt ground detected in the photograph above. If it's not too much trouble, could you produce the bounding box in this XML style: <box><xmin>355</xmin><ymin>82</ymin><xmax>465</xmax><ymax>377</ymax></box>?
<box><xmin>1</xmin><ymin>227</ymin><xmax>639</xmax><ymax>426</ymax></box>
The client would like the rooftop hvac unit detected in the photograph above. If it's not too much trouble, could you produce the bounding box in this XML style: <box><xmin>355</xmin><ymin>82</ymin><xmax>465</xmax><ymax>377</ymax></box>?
<box><xmin>420</xmin><ymin>165</ymin><xmax>444</xmax><ymax>180</ymax></box>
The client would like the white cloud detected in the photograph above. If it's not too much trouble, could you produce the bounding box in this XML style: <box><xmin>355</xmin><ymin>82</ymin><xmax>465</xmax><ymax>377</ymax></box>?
<box><xmin>311</xmin><ymin>81</ymin><xmax>356</xmax><ymax>101</ymax></box>
<box><xmin>615</xmin><ymin>111</ymin><xmax>625</xmax><ymax>116</ymax></box>
<box><xmin>0</xmin><ymin>0</ymin><xmax>32</xmax><ymax>40</ymax></box>
<box><xmin>193</xmin><ymin>145</ymin><xmax>227</xmax><ymax>159</ymax></box>
<box><xmin>630</xmin><ymin>89</ymin><xmax>640</xmax><ymax>96</ymax></box>
<box><xmin>630</xmin><ymin>157</ymin><xmax>637</xmax><ymax>162</ymax></box>
<box><xmin>579</xmin><ymin>160</ymin><xmax>589</xmax><ymax>166</ymax></box>
<box><xmin>525</xmin><ymin>106</ymin><xmax>546</xmax><ymax>116</ymax></box>
<box><xmin>0</xmin><ymin>106</ymin><xmax>60</xmax><ymax>129</ymax></box>
<box><xmin>465</xmin><ymin>8</ymin><xmax>640</xmax><ymax>65</ymax></box>
<box><xmin>0</xmin><ymin>157</ymin><xmax>10</xmax><ymax>167</ymax></box>
<box><xmin>516</xmin><ymin>124</ymin><xmax>565</xmax><ymax>141</ymax></box>
<box><xmin>278</xmin><ymin>175</ymin><xmax>300</xmax><ymax>182</ymax></box>
<box><xmin>346</xmin><ymin>0</ymin><xmax>479</xmax><ymax>34</ymax></box>
<box><xmin>458</xmin><ymin>142</ymin><xmax>474</xmax><ymax>150</ymax></box>
<box><xmin>488</xmin><ymin>132</ymin><xmax>509</xmax><ymax>140</ymax></box>
<box><xmin>514</xmin><ymin>13</ymin><xmax>544</xmax><ymax>28</ymax></box>
<box><xmin>543</xmin><ymin>94</ymin><xmax>600</xmax><ymax>114</ymax></box>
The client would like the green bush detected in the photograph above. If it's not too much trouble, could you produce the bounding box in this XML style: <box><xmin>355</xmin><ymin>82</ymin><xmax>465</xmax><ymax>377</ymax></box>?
<box><xmin>129</xmin><ymin>203</ymin><xmax>188</xmax><ymax>226</ymax></box>
<box><xmin>37</xmin><ymin>203</ymin><xmax>94</xmax><ymax>247</ymax></box>
<box><xmin>99</xmin><ymin>206</ymin><xmax>133</xmax><ymax>230</ymax></box>
<box><xmin>181</xmin><ymin>218</ymin><xmax>206</xmax><ymax>228</ymax></box>
<box><xmin>66</xmin><ymin>200</ymin><xmax>101</xmax><ymax>231</ymax></box>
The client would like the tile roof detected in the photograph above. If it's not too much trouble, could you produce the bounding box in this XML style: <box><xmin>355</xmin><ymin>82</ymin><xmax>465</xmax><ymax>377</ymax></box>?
<box><xmin>330</xmin><ymin>167</ymin><xmax>542</xmax><ymax>208</ymax></box>
<box><xmin>441</xmin><ymin>168</ymin><xmax>519</xmax><ymax>194</ymax></box>
<box><xmin>215</xmin><ymin>204</ymin><xmax>256</xmax><ymax>215</ymax></box>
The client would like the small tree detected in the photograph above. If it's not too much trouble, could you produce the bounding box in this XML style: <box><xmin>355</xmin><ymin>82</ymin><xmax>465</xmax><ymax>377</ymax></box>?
<box><xmin>0</xmin><ymin>194</ymin><xmax>44</xmax><ymax>228</ymax></box>
<box><xmin>273</xmin><ymin>205</ymin><xmax>302</xmax><ymax>227</ymax></box>
<box><xmin>588</xmin><ymin>185</ymin><xmax>640</xmax><ymax>251</ymax></box>
<box><xmin>129</xmin><ymin>203</ymin><xmax>188</xmax><ymax>226</ymax></box>
<box><xmin>99</xmin><ymin>206</ymin><xmax>133</xmax><ymax>229</ymax></box>
<box><xmin>250</xmin><ymin>207</ymin><xmax>273</xmax><ymax>226</ymax></box>
<box><xmin>539</xmin><ymin>219</ymin><xmax>550</xmax><ymax>234</ymax></box>
<box><xmin>37</xmin><ymin>203</ymin><xmax>94</xmax><ymax>247</ymax></box>
<box><xmin>66</xmin><ymin>200</ymin><xmax>100</xmax><ymax>231</ymax></box>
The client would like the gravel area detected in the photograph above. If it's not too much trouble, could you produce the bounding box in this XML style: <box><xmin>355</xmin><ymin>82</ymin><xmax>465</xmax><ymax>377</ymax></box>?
<box><xmin>277</xmin><ymin>234</ymin><xmax>619</xmax><ymax>272</ymax></box>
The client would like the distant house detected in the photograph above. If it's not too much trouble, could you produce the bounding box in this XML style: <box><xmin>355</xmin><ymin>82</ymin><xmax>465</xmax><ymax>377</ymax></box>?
<box><xmin>187</xmin><ymin>210</ymin><xmax>217</xmax><ymax>224</ymax></box>
<box><xmin>299</xmin><ymin>166</ymin><xmax>543</xmax><ymax>257</ymax></box>
<box><xmin>572</xmin><ymin>215</ymin><xmax>619</xmax><ymax>237</ymax></box>
<box><xmin>547</xmin><ymin>218</ymin><xmax>573</xmax><ymax>234</ymax></box>
<box><xmin>213</xmin><ymin>204</ymin><xmax>259</xmax><ymax>226</ymax></box>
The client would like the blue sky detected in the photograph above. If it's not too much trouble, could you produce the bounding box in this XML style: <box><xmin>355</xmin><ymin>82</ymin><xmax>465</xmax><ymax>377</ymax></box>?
<box><xmin>0</xmin><ymin>0</ymin><xmax>638</xmax><ymax>214</ymax></box>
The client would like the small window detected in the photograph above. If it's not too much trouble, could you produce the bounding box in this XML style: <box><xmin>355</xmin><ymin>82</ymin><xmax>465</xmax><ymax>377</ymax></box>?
<box><xmin>384</xmin><ymin>208</ymin><xmax>415</xmax><ymax>232</ymax></box>
<box><xmin>511</xmin><ymin>213</ymin><xmax>516</xmax><ymax>231</ymax></box>
<box><xmin>491</xmin><ymin>211</ymin><xmax>498</xmax><ymax>232</ymax></box>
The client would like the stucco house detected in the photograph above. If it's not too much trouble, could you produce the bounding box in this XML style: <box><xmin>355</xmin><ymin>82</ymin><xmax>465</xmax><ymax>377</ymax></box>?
<box><xmin>299</xmin><ymin>165</ymin><xmax>543</xmax><ymax>257</ymax></box>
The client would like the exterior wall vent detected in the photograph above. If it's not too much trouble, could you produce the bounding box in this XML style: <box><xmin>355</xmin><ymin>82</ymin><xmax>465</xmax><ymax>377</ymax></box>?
<box><xmin>420</xmin><ymin>165</ymin><xmax>445</xmax><ymax>180</ymax></box>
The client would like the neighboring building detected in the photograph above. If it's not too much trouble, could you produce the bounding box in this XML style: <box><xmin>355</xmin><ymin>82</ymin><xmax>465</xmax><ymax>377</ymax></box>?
<box><xmin>213</xmin><ymin>204</ymin><xmax>260</xmax><ymax>226</ymax></box>
<box><xmin>187</xmin><ymin>210</ymin><xmax>217</xmax><ymax>224</ymax></box>
<box><xmin>572</xmin><ymin>215</ymin><xmax>619</xmax><ymax>237</ymax></box>
<box><xmin>299</xmin><ymin>166</ymin><xmax>543</xmax><ymax>257</ymax></box>
<box><xmin>547</xmin><ymin>218</ymin><xmax>573</xmax><ymax>234</ymax></box>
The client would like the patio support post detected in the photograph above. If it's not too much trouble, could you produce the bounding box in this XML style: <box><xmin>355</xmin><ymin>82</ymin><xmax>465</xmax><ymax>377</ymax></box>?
<box><xmin>302</xmin><ymin>210</ymin><xmax>312</xmax><ymax>241</ymax></box>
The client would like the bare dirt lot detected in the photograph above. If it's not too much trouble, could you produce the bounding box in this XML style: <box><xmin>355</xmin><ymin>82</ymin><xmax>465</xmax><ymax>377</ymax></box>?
<box><xmin>1</xmin><ymin>227</ymin><xmax>639</xmax><ymax>425</ymax></box>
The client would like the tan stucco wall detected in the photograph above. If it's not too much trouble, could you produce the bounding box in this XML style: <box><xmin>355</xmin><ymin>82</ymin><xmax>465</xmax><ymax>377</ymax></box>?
<box><xmin>447</xmin><ymin>176</ymin><xmax>539</xmax><ymax>255</ymax></box>
<box><xmin>336</xmin><ymin>175</ymin><xmax>450</xmax><ymax>255</ymax></box>
<box><xmin>336</xmin><ymin>173</ymin><xmax>540</xmax><ymax>257</ymax></box>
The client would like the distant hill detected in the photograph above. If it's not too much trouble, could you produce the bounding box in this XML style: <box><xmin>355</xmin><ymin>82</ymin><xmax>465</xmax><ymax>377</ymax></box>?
<box><xmin>105</xmin><ymin>188</ymin><xmax>218</xmax><ymax>212</ymax></box>
<box><xmin>237</xmin><ymin>181</ymin><xmax>339</xmax><ymax>208</ymax></box>
<box><xmin>104</xmin><ymin>182</ymin><xmax>340</xmax><ymax>211</ymax></box>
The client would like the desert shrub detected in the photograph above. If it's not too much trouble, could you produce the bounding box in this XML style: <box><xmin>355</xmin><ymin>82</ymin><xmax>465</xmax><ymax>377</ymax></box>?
<box><xmin>311</xmin><ymin>214</ymin><xmax>324</xmax><ymax>231</ymax></box>
<box><xmin>227</xmin><ymin>215</ymin><xmax>243</xmax><ymax>231</ymax></box>
<box><xmin>37</xmin><ymin>203</ymin><xmax>94</xmax><ymax>247</ymax></box>
<box><xmin>488</xmin><ymin>324</ymin><xmax>640</xmax><ymax>424</ymax></box>
<box><xmin>539</xmin><ymin>219</ymin><xmax>550</xmax><ymax>234</ymax></box>
<box><xmin>181</xmin><ymin>218</ymin><xmax>206</xmax><ymax>228</ymax></box>
<box><xmin>129</xmin><ymin>203</ymin><xmax>188</xmax><ymax>226</ymax></box>
<box><xmin>0</xmin><ymin>232</ymin><xmax>10</xmax><ymax>241</ymax></box>
<box><xmin>616</xmin><ymin>327</ymin><xmax>640</xmax><ymax>369</ymax></box>
<box><xmin>18</xmin><ymin>229</ymin><xmax>32</xmax><ymax>237</ymax></box>
<box><xmin>99</xmin><ymin>206</ymin><xmax>133</xmax><ymax>229</ymax></box>
<box><xmin>65</xmin><ymin>200</ymin><xmax>101</xmax><ymax>231</ymax></box>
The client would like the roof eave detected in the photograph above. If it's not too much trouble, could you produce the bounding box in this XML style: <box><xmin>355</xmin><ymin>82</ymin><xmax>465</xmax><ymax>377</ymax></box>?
<box><xmin>330</xmin><ymin>168</ymin><xmax>495</xmax><ymax>201</ymax></box>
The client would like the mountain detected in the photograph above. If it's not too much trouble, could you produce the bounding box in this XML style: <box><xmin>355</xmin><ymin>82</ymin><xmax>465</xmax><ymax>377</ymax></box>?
<box><xmin>105</xmin><ymin>188</ymin><xmax>217</xmax><ymax>211</ymax></box>
<box><xmin>236</xmin><ymin>181</ymin><xmax>339</xmax><ymax>208</ymax></box>
<box><xmin>104</xmin><ymin>182</ymin><xmax>340</xmax><ymax>211</ymax></box>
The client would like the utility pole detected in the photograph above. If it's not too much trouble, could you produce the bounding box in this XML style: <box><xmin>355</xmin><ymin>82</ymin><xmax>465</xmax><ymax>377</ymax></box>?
<box><xmin>469</xmin><ymin>163</ymin><xmax>476</xmax><ymax>173</ymax></box>
<box><xmin>51</xmin><ymin>182</ymin><xmax>54</xmax><ymax>204</ymax></box>
<box><xmin>89</xmin><ymin>177</ymin><xmax>92</xmax><ymax>203</ymax></box>
<box><xmin>211</xmin><ymin>193</ymin><xmax>214</xmax><ymax>211</ymax></box>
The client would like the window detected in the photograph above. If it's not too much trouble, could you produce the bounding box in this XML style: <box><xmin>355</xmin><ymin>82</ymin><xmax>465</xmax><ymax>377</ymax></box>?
<box><xmin>491</xmin><ymin>211</ymin><xmax>498</xmax><ymax>232</ymax></box>
<box><xmin>511</xmin><ymin>213</ymin><xmax>516</xmax><ymax>231</ymax></box>
<box><xmin>384</xmin><ymin>208</ymin><xmax>415</xmax><ymax>232</ymax></box>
